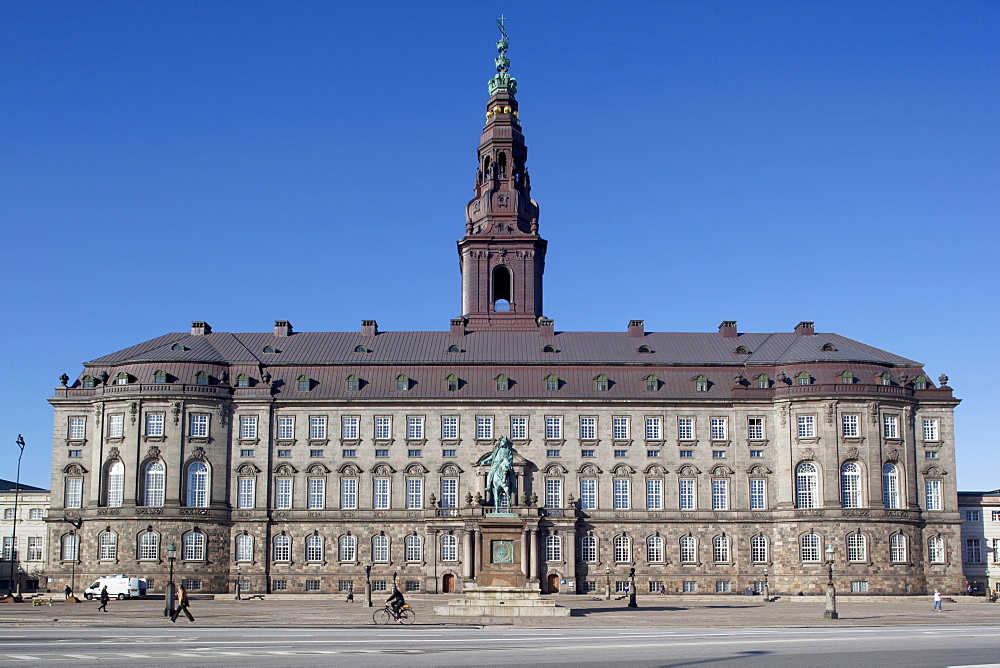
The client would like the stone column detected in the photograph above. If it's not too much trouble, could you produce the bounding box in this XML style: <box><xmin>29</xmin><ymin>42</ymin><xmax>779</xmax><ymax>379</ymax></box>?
<box><xmin>564</xmin><ymin>529</ymin><xmax>576</xmax><ymax>590</ymax></box>
<box><xmin>520</xmin><ymin>529</ymin><xmax>529</xmax><ymax>578</ymax></box>
<box><xmin>463</xmin><ymin>530</ymin><xmax>474</xmax><ymax>579</ymax></box>
<box><xmin>474</xmin><ymin>528</ymin><xmax>482</xmax><ymax>576</ymax></box>
<box><xmin>529</xmin><ymin>529</ymin><xmax>539</xmax><ymax>581</ymax></box>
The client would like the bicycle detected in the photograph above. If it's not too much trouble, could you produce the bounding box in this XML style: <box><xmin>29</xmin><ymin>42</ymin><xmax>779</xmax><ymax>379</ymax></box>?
<box><xmin>373</xmin><ymin>603</ymin><xmax>415</xmax><ymax>625</ymax></box>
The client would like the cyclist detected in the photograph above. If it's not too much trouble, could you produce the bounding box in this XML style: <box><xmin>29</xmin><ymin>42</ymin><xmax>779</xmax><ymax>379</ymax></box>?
<box><xmin>386</xmin><ymin>585</ymin><xmax>406</xmax><ymax>621</ymax></box>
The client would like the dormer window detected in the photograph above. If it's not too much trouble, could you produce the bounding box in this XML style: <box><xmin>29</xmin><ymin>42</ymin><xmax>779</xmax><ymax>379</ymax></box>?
<box><xmin>297</xmin><ymin>375</ymin><xmax>311</xmax><ymax>392</ymax></box>
<box><xmin>171</xmin><ymin>343</ymin><xmax>186</xmax><ymax>352</ymax></box>
<box><xmin>880</xmin><ymin>372</ymin><xmax>892</xmax><ymax>386</ymax></box>
<box><xmin>115</xmin><ymin>372</ymin><xmax>129</xmax><ymax>386</ymax></box>
<box><xmin>756</xmin><ymin>374</ymin><xmax>769</xmax><ymax>389</ymax></box>
<box><xmin>797</xmin><ymin>372</ymin><xmax>811</xmax><ymax>386</ymax></box>
<box><xmin>353</xmin><ymin>345</ymin><xmax>369</xmax><ymax>354</ymax></box>
<box><xmin>154</xmin><ymin>370</ymin><xmax>168</xmax><ymax>384</ymax></box>
<box><xmin>263</xmin><ymin>346</ymin><xmax>279</xmax><ymax>354</ymax></box>
<box><xmin>733</xmin><ymin>346</ymin><xmax>750</xmax><ymax>355</ymax></box>
<box><xmin>637</xmin><ymin>345</ymin><xmax>653</xmax><ymax>354</ymax></box>
<box><xmin>495</xmin><ymin>374</ymin><xmax>509</xmax><ymax>391</ymax></box>
<box><xmin>594</xmin><ymin>375</ymin><xmax>609</xmax><ymax>392</ymax></box>
<box><xmin>81</xmin><ymin>375</ymin><xmax>95</xmax><ymax>389</ymax></box>
<box><xmin>694</xmin><ymin>375</ymin><xmax>708</xmax><ymax>392</ymax></box>
<box><xmin>396</xmin><ymin>374</ymin><xmax>410</xmax><ymax>392</ymax></box>
<box><xmin>821</xmin><ymin>343</ymin><xmax>837</xmax><ymax>352</ymax></box>
<box><xmin>448</xmin><ymin>345</ymin><xmax>462</xmax><ymax>353</ymax></box>
<box><xmin>542</xmin><ymin>344</ymin><xmax>556</xmax><ymax>353</ymax></box>
<box><xmin>545</xmin><ymin>374</ymin><xmax>559</xmax><ymax>392</ymax></box>
<box><xmin>913</xmin><ymin>375</ymin><xmax>927</xmax><ymax>390</ymax></box>
<box><xmin>445</xmin><ymin>374</ymin><xmax>459</xmax><ymax>392</ymax></box>
<box><xmin>195</xmin><ymin>371</ymin><xmax>209</xmax><ymax>386</ymax></box>
<box><xmin>645</xmin><ymin>375</ymin><xmax>658</xmax><ymax>392</ymax></box>
<box><xmin>840</xmin><ymin>371</ymin><xmax>854</xmax><ymax>385</ymax></box>
<box><xmin>234</xmin><ymin>374</ymin><xmax>249</xmax><ymax>388</ymax></box>
<box><xmin>346</xmin><ymin>375</ymin><xmax>360</xmax><ymax>392</ymax></box>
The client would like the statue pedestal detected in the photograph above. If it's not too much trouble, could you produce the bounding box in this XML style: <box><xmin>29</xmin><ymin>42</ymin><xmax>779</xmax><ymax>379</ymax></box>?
<box><xmin>434</xmin><ymin>585</ymin><xmax>569</xmax><ymax>617</ymax></box>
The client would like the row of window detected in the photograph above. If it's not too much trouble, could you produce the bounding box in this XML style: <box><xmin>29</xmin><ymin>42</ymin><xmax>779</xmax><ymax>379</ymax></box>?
<box><xmin>963</xmin><ymin>510</ymin><xmax>1000</xmax><ymax>522</ymax></box>
<box><xmin>964</xmin><ymin>538</ymin><xmax>1000</xmax><ymax>564</ymax></box>
<box><xmin>796</xmin><ymin>461</ymin><xmax>945</xmax><ymax>510</ymax></box>
<box><xmin>0</xmin><ymin>536</ymin><xmax>45</xmax><ymax>561</ymax></box>
<box><xmin>1</xmin><ymin>508</ymin><xmax>46</xmax><ymax>520</ymax></box>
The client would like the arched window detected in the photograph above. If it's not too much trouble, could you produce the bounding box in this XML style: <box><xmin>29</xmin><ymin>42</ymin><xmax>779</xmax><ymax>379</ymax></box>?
<box><xmin>372</xmin><ymin>535</ymin><xmax>389</xmax><ymax>563</ymax></box>
<box><xmin>138</xmin><ymin>531</ymin><xmax>159</xmax><ymax>561</ymax></box>
<box><xmin>353</xmin><ymin>345</ymin><xmax>368</xmax><ymax>353</ymax></box>
<box><xmin>913</xmin><ymin>375</ymin><xmax>928</xmax><ymax>390</ymax></box>
<box><xmin>106</xmin><ymin>461</ymin><xmax>125</xmax><ymax>508</ymax></box>
<box><xmin>236</xmin><ymin>374</ymin><xmax>250</xmax><ymax>388</ymax></box>
<box><xmin>694</xmin><ymin>375</ymin><xmax>708</xmax><ymax>392</ymax></box>
<box><xmin>115</xmin><ymin>372</ymin><xmax>129</xmax><ymax>385</ymax></box>
<box><xmin>542</xmin><ymin>344</ymin><xmax>556</xmax><ymax>353</ymax></box>
<box><xmin>882</xmin><ymin>463</ymin><xmax>900</xmax><ymax>509</ymax></box>
<box><xmin>613</xmin><ymin>535</ymin><xmax>631</xmax><ymax>562</ymax></box>
<box><xmin>338</xmin><ymin>535</ymin><xmax>357</xmax><ymax>562</ymax></box>
<box><xmin>840</xmin><ymin>462</ymin><xmax>861</xmax><ymax>508</ymax></box>
<box><xmin>797</xmin><ymin>371</ymin><xmax>811</xmax><ymax>386</ymax></box>
<box><xmin>195</xmin><ymin>371</ymin><xmax>209</xmax><ymax>386</ymax></box>
<box><xmin>81</xmin><ymin>375</ymin><xmax>95</xmax><ymax>389</ymax></box>
<box><xmin>750</xmin><ymin>535</ymin><xmax>768</xmax><ymax>563</ymax></box>
<box><xmin>799</xmin><ymin>533</ymin><xmax>821</xmax><ymax>562</ymax></box>
<box><xmin>154</xmin><ymin>370</ymin><xmax>167</xmax><ymax>384</ymax></box>
<box><xmin>183</xmin><ymin>531</ymin><xmax>206</xmax><ymax>561</ymax></box>
<box><xmin>98</xmin><ymin>531</ymin><xmax>118</xmax><ymax>560</ymax></box>
<box><xmin>297</xmin><ymin>375</ymin><xmax>311</xmax><ymax>391</ymax></box>
<box><xmin>306</xmin><ymin>535</ymin><xmax>324</xmax><ymax>562</ymax></box>
<box><xmin>847</xmin><ymin>532</ymin><xmax>867</xmax><ymax>562</ymax></box>
<box><xmin>890</xmin><ymin>533</ymin><xmax>907</xmax><ymax>562</ymax></box>
<box><xmin>405</xmin><ymin>535</ymin><xmax>422</xmax><ymax>562</ymax></box>
<box><xmin>679</xmin><ymin>536</ymin><xmax>696</xmax><ymax>563</ymax></box>
<box><xmin>840</xmin><ymin>371</ymin><xmax>854</xmax><ymax>384</ymax></box>
<box><xmin>272</xmin><ymin>534</ymin><xmax>290</xmax><ymax>562</ymax></box>
<box><xmin>545</xmin><ymin>374</ymin><xmax>559</xmax><ymax>391</ymax></box>
<box><xmin>880</xmin><ymin>372</ymin><xmax>892</xmax><ymax>386</ymax></box>
<box><xmin>637</xmin><ymin>345</ymin><xmax>653</xmax><ymax>354</ymax></box>
<box><xmin>346</xmin><ymin>374</ymin><xmax>360</xmax><ymax>392</ymax></box>
<box><xmin>545</xmin><ymin>534</ymin><xmax>562</xmax><ymax>561</ymax></box>
<box><xmin>448</xmin><ymin>344</ymin><xmax>462</xmax><ymax>353</ymax></box>
<box><xmin>580</xmin><ymin>535</ymin><xmax>597</xmax><ymax>563</ymax></box>
<box><xmin>143</xmin><ymin>461</ymin><xmax>165</xmax><ymax>507</ymax></box>
<box><xmin>927</xmin><ymin>536</ymin><xmax>945</xmax><ymax>563</ymax></box>
<box><xmin>61</xmin><ymin>533</ymin><xmax>79</xmax><ymax>561</ymax></box>
<box><xmin>235</xmin><ymin>534</ymin><xmax>253</xmax><ymax>562</ymax></box>
<box><xmin>263</xmin><ymin>345</ymin><xmax>278</xmax><ymax>354</ymax></box>
<box><xmin>646</xmin><ymin>536</ymin><xmax>664</xmax><ymax>563</ymax></box>
<box><xmin>795</xmin><ymin>462</ymin><xmax>818</xmax><ymax>509</ymax></box>
<box><xmin>713</xmin><ymin>535</ymin><xmax>730</xmax><ymax>563</ymax></box>
<box><xmin>645</xmin><ymin>375</ymin><xmax>658</xmax><ymax>392</ymax></box>
<box><xmin>440</xmin><ymin>534</ymin><xmax>458</xmax><ymax>562</ymax></box>
<box><xmin>396</xmin><ymin>374</ymin><xmax>409</xmax><ymax>392</ymax></box>
<box><xmin>594</xmin><ymin>374</ymin><xmax>609</xmax><ymax>392</ymax></box>
<box><xmin>186</xmin><ymin>461</ymin><xmax>210</xmax><ymax>508</ymax></box>
<box><xmin>445</xmin><ymin>374</ymin><xmax>459</xmax><ymax>392</ymax></box>
<box><xmin>756</xmin><ymin>374</ymin><xmax>769</xmax><ymax>389</ymax></box>
<box><xmin>495</xmin><ymin>374</ymin><xmax>509</xmax><ymax>391</ymax></box>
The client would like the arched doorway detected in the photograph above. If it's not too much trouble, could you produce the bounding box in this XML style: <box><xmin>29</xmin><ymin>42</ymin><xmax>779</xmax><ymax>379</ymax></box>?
<box><xmin>546</xmin><ymin>573</ymin><xmax>560</xmax><ymax>593</ymax></box>
<box><xmin>442</xmin><ymin>573</ymin><xmax>456</xmax><ymax>593</ymax></box>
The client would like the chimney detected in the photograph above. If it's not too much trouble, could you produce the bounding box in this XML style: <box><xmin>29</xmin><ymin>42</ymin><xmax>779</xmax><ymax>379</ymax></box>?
<box><xmin>795</xmin><ymin>321</ymin><xmax>815</xmax><ymax>336</ymax></box>
<box><xmin>273</xmin><ymin>320</ymin><xmax>293</xmax><ymax>337</ymax></box>
<box><xmin>450</xmin><ymin>317</ymin><xmax>467</xmax><ymax>336</ymax></box>
<box><xmin>627</xmin><ymin>320</ymin><xmax>645</xmax><ymax>337</ymax></box>
<box><xmin>361</xmin><ymin>319</ymin><xmax>379</xmax><ymax>336</ymax></box>
<box><xmin>718</xmin><ymin>320</ymin><xmax>738</xmax><ymax>338</ymax></box>
<box><xmin>537</xmin><ymin>317</ymin><xmax>554</xmax><ymax>336</ymax></box>
<box><xmin>191</xmin><ymin>321</ymin><xmax>212</xmax><ymax>336</ymax></box>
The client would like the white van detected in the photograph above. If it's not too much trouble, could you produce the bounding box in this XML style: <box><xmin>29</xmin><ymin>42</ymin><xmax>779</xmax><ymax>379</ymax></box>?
<box><xmin>83</xmin><ymin>575</ymin><xmax>148</xmax><ymax>600</ymax></box>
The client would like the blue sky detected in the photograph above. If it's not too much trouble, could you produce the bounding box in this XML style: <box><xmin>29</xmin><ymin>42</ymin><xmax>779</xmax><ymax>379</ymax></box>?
<box><xmin>2</xmin><ymin>0</ymin><xmax>997</xmax><ymax>490</ymax></box>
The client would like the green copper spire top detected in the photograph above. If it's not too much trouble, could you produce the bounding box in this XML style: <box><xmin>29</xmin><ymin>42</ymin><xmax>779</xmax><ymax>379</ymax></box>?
<box><xmin>488</xmin><ymin>15</ymin><xmax>517</xmax><ymax>96</ymax></box>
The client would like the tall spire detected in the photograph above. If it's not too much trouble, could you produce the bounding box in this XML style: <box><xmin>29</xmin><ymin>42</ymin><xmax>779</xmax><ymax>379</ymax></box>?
<box><xmin>456</xmin><ymin>19</ymin><xmax>547</xmax><ymax>333</ymax></box>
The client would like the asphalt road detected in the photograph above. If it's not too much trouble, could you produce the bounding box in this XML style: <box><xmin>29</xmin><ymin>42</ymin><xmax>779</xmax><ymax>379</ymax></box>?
<box><xmin>1</xmin><ymin>626</ymin><xmax>999</xmax><ymax>667</ymax></box>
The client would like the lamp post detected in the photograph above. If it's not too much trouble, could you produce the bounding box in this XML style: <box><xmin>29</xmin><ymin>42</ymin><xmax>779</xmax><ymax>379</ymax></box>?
<box><xmin>364</xmin><ymin>564</ymin><xmax>373</xmax><ymax>607</ymax></box>
<box><xmin>9</xmin><ymin>436</ymin><xmax>25</xmax><ymax>599</ymax></box>
<box><xmin>235</xmin><ymin>563</ymin><xmax>241</xmax><ymax>601</ymax></box>
<box><xmin>627</xmin><ymin>567</ymin><xmax>637</xmax><ymax>608</ymax></box>
<box><xmin>823</xmin><ymin>544</ymin><xmax>838</xmax><ymax>619</ymax></box>
<box><xmin>762</xmin><ymin>566</ymin><xmax>770</xmax><ymax>603</ymax></box>
<box><xmin>69</xmin><ymin>545</ymin><xmax>76</xmax><ymax>597</ymax></box>
<box><xmin>605</xmin><ymin>565</ymin><xmax>611</xmax><ymax>600</ymax></box>
<box><xmin>163</xmin><ymin>542</ymin><xmax>177</xmax><ymax>618</ymax></box>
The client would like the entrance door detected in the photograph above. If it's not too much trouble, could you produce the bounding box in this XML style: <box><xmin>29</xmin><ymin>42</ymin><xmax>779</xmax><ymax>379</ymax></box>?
<box><xmin>442</xmin><ymin>573</ymin><xmax>455</xmax><ymax>593</ymax></box>
<box><xmin>547</xmin><ymin>573</ymin><xmax>560</xmax><ymax>593</ymax></box>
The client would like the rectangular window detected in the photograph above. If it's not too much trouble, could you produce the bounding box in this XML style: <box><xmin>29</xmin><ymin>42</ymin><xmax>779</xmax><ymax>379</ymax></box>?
<box><xmin>965</xmin><ymin>510</ymin><xmax>982</xmax><ymax>522</ymax></box>
<box><xmin>546</xmin><ymin>449</ymin><xmax>560</xmax><ymax>458</ymax></box>
<box><xmin>405</xmin><ymin>580</ymin><xmax>420</xmax><ymax>593</ymax></box>
<box><xmin>238</xmin><ymin>477</ymin><xmax>255</xmax><ymax>509</ymax></box>
<box><xmin>578</xmin><ymin>478</ymin><xmax>598</xmax><ymax>510</ymax></box>
<box><xmin>406</xmin><ymin>416</ymin><xmax>424</xmax><ymax>440</ymax></box>
<box><xmin>993</xmin><ymin>511</ymin><xmax>1000</xmax><ymax>522</ymax></box>
<box><xmin>644</xmin><ymin>417</ymin><xmax>661</xmax><ymax>440</ymax></box>
<box><xmin>1</xmin><ymin>537</ymin><xmax>12</xmax><ymax>561</ymax></box>
<box><xmin>407</xmin><ymin>449</ymin><xmax>421</xmax><ymax>458</ymax></box>
<box><xmin>239</xmin><ymin>416</ymin><xmax>258</xmax><ymax>440</ymax></box>
<box><xmin>305</xmin><ymin>580</ymin><xmax>321</xmax><ymax>592</ymax></box>
<box><xmin>309</xmin><ymin>416</ymin><xmax>327</xmax><ymax>440</ymax></box>
<box><xmin>374</xmin><ymin>416</ymin><xmax>391</xmax><ymax>440</ymax></box>
<box><xmin>883</xmin><ymin>415</ymin><xmax>900</xmax><ymax>439</ymax></box>
<box><xmin>612</xmin><ymin>416</ymin><xmax>630</xmax><ymax>440</ymax></box>
<box><xmin>579</xmin><ymin>417</ymin><xmax>596</xmax><ymax>440</ymax></box>
<box><xmin>442</xmin><ymin>449</ymin><xmax>456</xmax><ymax>458</ymax></box>
<box><xmin>851</xmin><ymin>581</ymin><xmax>869</xmax><ymax>593</ymax></box>
<box><xmin>310</xmin><ymin>449</ymin><xmax>323</xmax><ymax>458</ymax></box>
<box><xmin>967</xmin><ymin>538</ymin><xmax>982</xmax><ymax>563</ymax></box>
<box><xmin>441</xmin><ymin>416</ymin><xmax>459</xmax><ymax>440</ymax></box>
<box><xmin>145</xmin><ymin>413</ymin><xmax>165</xmax><ymax>437</ymax></box>
<box><xmin>544</xmin><ymin>478</ymin><xmax>562</xmax><ymax>509</ymax></box>
<box><xmin>925</xmin><ymin>479</ymin><xmax>942</xmax><ymax>511</ymax></box>
<box><xmin>614</xmin><ymin>450</ymin><xmax>628</xmax><ymax>458</ymax></box>
<box><xmin>682</xmin><ymin>581</ymin><xmax>697</xmax><ymax>593</ymax></box>
<box><xmin>476</xmin><ymin>416</ymin><xmax>493</xmax><ymax>440</ymax></box>
<box><xmin>710</xmin><ymin>418</ymin><xmax>727</xmax><ymax>441</ymax></box>
<box><xmin>646</xmin><ymin>450</ymin><xmax>660</xmax><ymax>458</ymax></box>
<box><xmin>275</xmin><ymin>478</ymin><xmax>293</xmax><ymax>509</ymax></box>
<box><xmin>749</xmin><ymin>479</ymin><xmax>767</xmax><ymax>510</ymax></box>
<box><xmin>272</xmin><ymin>580</ymin><xmax>288</xmax><ymax>591</ymax></box>
<box><xmin>646</xmin><ymin>479</ymin><xmax>663</xmax><ymax>510</ymax></box>
<box><xmin>277</xmin><ymin>416</ymin><xmax>294</xmax><ymax>440</ymax></box>
<box><xmin>439</xmin><ymin>478</ymin><xmax>458</xmax><ymax>509</ymax></box>
<box><xmin>923</xmin><ymin>418</ymin><xmax>939</xmax><ymax>441</ymax></box>
<box><xmin>679</xmin><ymin>479</ymin><xmax>695</xmax><ymax>510</ymax></box>
<box><xmin>715</xmin><ymin>581</ymin><xmax>731</xmax><ymax>593</ymax></box>
<box><xmin>308</xmin><ymin>478</ymin><xmax>325</xmax><ymax>509</ymax></box>
<box><xmin>677</xmin><ymin>417</ymin><xmax>694</xmax><ymax>440</ymax></box>
<box><xmin>712</xmin><ymin>450</ymin><xmax>726</xmax><ymax>458</ymax></box>
<box><xmin>582</xmin><ymin>449</ymin><xmax>596</xmax><ymax>457</ymax></box>
<box><xmin>925</xmin><ymin>450</ymin><xmax>938</xmax><ymax>458</ymax></box>
<box><xmin>545</xmin><ymin>416</ymin><xmax>562</xmax><ymax>440</ymax></box>
<box><xmin>64</xmin><ymin>478</ymin><xmax>82</xmax><ymax>509</ymax></box>
<box><xmin>613</xmin><ymin>479</ymin><xmax>630</xmax><ymax>510</ymax></box>
<box><xmin>510</xmin><ymin>416</ymin><xmax>527</xmax><ymax>440</ymax></box>
<box><xmin>994</xmin><ymin>539</ymin><xmax>1000</xmax><ymax>564</ymax></box>
<box><xmin>747</xmin><ymin>416</ymin><xmax>764</xmax><ymax>440</ymax></box>
<box><xmin>842</xmin><ymin>414</ymin><xmax>859</xmax><ymax>438</ymax></box>
<box><xmin>581</xmin><ymin>581</ymin><xmax>597</xmax><ymax>594</ymax></box>
<box><xmin>68</xmin><ymin>416</ymin><xmax>86</xmax><ymax>440</ymax></box>
<box><xmin>373</xmin><ymin>478</ymin><xmax>390</xmax><ymax>509</ymax></box>
<box><xmin>712</xmin><ymin>479</ymin><xmax>729</xmax><ymax>510</ymax></box>
<box><xmin>277</xmin><ymin>449</ymin><xmax>292</xmax><ymax>458</ymax></box>
<box><xmin>679</xmin><ymin>450</ymin><xmax>693</xmax><ymax>458</ymax></box>
<box><xmin>29</xmin><ymin>508</ymin><xmax>44</xmax><ymax>520</ymax></box>
<box><xmin>340</xmin><ymin>478</ymin><xmax>358</xmax><ymax>509</ymax></box>
<box><xmin>797</xmin><ymin>415</ymin><xmax>815</xmax><ymax>438</ymax></box>
<box><xmin>750</xmin><ymin>450</ymin><xmax>763</xmax><ymax>458</ymax></box>
<box><xmin>27</xmin><ymin>536</ymin><xmax>43</xmax><ymax>561</ymax></box>
<box><xmin>107</xmin><ymin>414</ymin><xmax>124</xmax><ymax>438</ymax></box>
<box><xmin>406</xmin><ymin>478</ymin><xmax>423</xmax><ymax>509</ymax></box>
<box><xmin>189</xmin><ymin>414</ymin><xmax>209</xmax><ymax>438</ymax></box>
<box><xmin>341</xmin><ymin>416</ymin><xmax>359</xmax><ymax>440</ymax></box>
<box><xmin>375</xmin><ymin>449</ymin><xmax>389</xmax><ymax>458</ymax></box>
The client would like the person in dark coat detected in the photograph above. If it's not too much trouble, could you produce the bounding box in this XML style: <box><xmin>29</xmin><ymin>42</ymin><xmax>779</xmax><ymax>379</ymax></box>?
<box><xmin>97</xmin><ymin>586</ymin><xmax>109</xmax><ymax>612</ymax></box>
<box><xmin>170</xmin><ymin>584</ymin><xmax>195</xmax><ymax>623</ymax></box>
<box><xmin>64</xmin><ymin>585</ymin><xmax>73</xmax><ymax>600</ymax></box>
<box><xmin>386</xmin><ymin>585</ymin><xmax>406</xmax><ymax>620</ymax></box>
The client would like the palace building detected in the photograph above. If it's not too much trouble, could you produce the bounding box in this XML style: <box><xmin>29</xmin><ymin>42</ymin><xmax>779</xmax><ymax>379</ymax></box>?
<box><xmin>47</xmin><ymin>30</ymin><xmax>964</xmax><ymax>597</ymax></box>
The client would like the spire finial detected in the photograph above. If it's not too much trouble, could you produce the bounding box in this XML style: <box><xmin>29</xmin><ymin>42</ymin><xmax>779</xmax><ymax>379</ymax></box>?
<box><xmin>488</xmin><ymin>16</ymin><xmax>517</xmax><ymax>95</ymax></box>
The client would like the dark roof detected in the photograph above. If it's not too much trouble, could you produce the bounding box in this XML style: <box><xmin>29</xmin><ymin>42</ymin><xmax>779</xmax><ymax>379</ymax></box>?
<box><xmin>87</xmin><ymin>330</ymin><xmax>920</xmax><ymax>367</ymax></box>
<box><xmin>0</xmin><ymin>479</ymin><xmax>49</xmax><ymax>493</ymax></box>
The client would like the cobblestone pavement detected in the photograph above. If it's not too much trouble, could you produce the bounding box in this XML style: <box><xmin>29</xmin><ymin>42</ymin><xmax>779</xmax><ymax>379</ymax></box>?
<box><xmin>1</xmin><ymin>594</ymin><xmax>997</xmax><ymax>628</ymax></box>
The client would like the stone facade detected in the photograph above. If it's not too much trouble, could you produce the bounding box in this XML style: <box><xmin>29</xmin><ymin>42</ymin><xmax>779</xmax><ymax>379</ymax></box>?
<box><xmin>44</xmin><ymin>31</ymin><xmax>965</xmax><ymax>598</ymax></box>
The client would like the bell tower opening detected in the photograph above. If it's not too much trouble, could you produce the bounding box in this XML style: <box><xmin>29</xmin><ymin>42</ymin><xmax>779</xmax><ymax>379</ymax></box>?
<box><xmin>492</xmin><ymin>265</ymin><xmax>511</xmax><ymax>312</ymax></box>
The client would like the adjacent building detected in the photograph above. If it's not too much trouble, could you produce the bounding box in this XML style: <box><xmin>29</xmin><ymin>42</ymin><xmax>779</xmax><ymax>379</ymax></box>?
<box><xmin>958</xmin><ymin>490</ymin><xmax>1000</xmax><ymax>595</ymax></box>
<box><xmin>46</xmin><ymin>30</ymin><xmax>965</xmax><ymax>597</ymax></box>
<box><xmin>1</xmin><ymin>479</ymin><xmax>51</xmax><ymax>593</ymax></box>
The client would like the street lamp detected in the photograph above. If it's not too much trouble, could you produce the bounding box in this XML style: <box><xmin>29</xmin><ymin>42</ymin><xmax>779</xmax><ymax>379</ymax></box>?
<box><xmin>8</xmin><ymin>436</ymin><xmax>25</xmax><ymax>600</ymax></box>
<box><xmin>627</xmin><ymin>567</ymin><xmax>637</xmax><ymax>608</ymax></box>
<box><xmin>364</xmin><ymin>564</ymin><xmax>373</xmax><ymax>607</ymax></box>
<box><xmin>235</xmin><ymin>563</ymin><xmax>242</xmax><ymax>601</ymax></box>
<box><xmin>163</xmin><ymin>542</ymin><xmax>177</xmax><ymax>618</ymax></box>
<box><xmin>604</xmin><ymin>565</ymin><xmax>611</xmax><ymax>600</ymax></box>
<box><xmin>824</xmin><ymin>544</ymin><xmax>838</xmax><ymax>619</ymax></box>
<box><xmin>762</xmin><ymin>566</ymin><xmax>770</xmax><ymax>603</ymax></box>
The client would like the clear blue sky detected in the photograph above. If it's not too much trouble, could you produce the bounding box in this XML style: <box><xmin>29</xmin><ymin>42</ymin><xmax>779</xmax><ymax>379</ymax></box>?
<box><xmin>2</xmin><ymin>1</ymin><xmax>997</xmax><ymax>490</ymax></box>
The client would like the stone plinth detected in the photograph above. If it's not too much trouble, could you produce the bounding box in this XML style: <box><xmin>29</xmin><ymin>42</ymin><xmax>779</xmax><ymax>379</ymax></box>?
<box><xmin>433</xmin><ymin>585</ymin><xmax>570</xmax><ymax>617</ymax></box>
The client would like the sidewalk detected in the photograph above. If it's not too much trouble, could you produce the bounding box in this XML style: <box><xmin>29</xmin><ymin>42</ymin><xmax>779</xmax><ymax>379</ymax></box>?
<box><xmin>1</xmin><ymin>594</ymin><xmax>996</xmax><ymax>629</ymax></box>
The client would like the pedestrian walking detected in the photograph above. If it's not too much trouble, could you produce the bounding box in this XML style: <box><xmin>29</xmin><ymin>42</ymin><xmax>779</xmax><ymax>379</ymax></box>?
<box><xmin>97</xmin><ymin>586</ymin><xmax>109</xmax><ymax>612</ymax></box>
<box><xmin>345</xmin><ymin>585</ymin><xmax>354</xmax><ymax>603</ymax></box>
<box><xmin>932</xmin><ymin>589</ymin><xmax>943</xmax><ymax>611</ymax></box>
<box><xmin>64</xmin><ymin>585</ymin><xmax>72</xmax><ymax>600</ymax></box>
<box><xmin>170</xmin><ymin>584</ymin><xmax>195</xmax><ymax>623</ymax></box>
